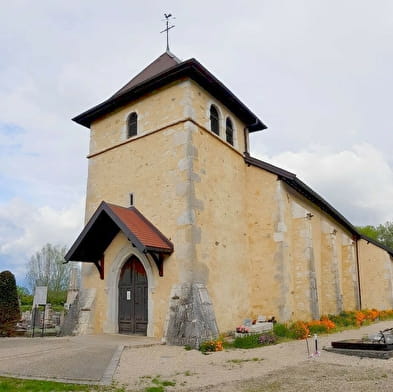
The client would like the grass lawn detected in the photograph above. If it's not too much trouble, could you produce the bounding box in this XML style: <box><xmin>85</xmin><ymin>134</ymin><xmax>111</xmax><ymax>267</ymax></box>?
<box><xmin>0</xmin><ymin>377</ymin><xmax>127</xmax><ymax>392</ymax></box>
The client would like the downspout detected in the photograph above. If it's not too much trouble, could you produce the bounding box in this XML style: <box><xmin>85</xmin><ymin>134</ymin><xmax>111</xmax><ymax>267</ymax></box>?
<box><xmin>243</xmin><ymin>126</ymin><xmax>250</xmax><ymax>156</ymax></box>
<box><xmin>244</xmin><ymin>118</ymin><xmax>259</xmax><ymax>156</ymax></box>
<box><xmin>354</xmin><ymin>235</ymin><xmax>362</xmax><ymax>310</ymax></box>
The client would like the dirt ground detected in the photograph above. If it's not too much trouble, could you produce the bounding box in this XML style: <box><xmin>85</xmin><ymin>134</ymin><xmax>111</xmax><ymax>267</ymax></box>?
<box><xmin>114</xmin><ymin>321</ymin><xmax>393</xmax><ymax>391</ymax></box>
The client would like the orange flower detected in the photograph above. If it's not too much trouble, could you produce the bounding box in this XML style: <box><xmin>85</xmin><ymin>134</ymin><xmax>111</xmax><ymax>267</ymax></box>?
<box><xmin>355</xmin><ymin>311</ymin><xmax>366</xmax><ymax>326</ymax></box>
<box><xmin>320</xmin><ymin>317</ymin><xmax>335</xmax><ymax>330</ymax></box>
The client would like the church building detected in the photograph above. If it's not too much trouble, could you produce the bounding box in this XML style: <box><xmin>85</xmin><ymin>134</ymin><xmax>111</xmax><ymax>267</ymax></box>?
<box><xmin>65</xmin><ymin>50</ymin><xmax>393</xmax><ymax>346</ymax></box>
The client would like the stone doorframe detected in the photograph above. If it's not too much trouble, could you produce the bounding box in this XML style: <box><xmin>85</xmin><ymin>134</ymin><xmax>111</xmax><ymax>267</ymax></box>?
<box><xmin>103</xmin><ymin>243</ymin><xmax>157</xmax><ymax>336</ymax></box>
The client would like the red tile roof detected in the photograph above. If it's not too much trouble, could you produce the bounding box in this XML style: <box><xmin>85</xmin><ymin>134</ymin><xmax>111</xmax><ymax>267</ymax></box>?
<box><xmin>65</xmin><ymin>202</ymin><xmax>173</xmax><ymax>263</ymax></box>
<box><xmin>106</xmin><ymin>203</ymin><xmax>173</xmax><ymax>252</ymax></box>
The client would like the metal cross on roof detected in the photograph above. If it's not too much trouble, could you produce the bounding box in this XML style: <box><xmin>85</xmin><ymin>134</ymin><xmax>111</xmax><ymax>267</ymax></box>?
<box><xmin>160</xmin><ymin>13</ymin><xmax>175</xmax><ymax>52</ymax></box>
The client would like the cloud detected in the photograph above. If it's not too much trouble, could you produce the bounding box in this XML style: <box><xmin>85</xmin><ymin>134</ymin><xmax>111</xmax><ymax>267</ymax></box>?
<box><xmin>253</xmin><ymin>143</ymin><xmax>393</xmax><ymax>226</ymax></box>
<box><xmin>0</xmin><ymin>198</ymin><xmax>84</xmax><ymax>283</ymax></box>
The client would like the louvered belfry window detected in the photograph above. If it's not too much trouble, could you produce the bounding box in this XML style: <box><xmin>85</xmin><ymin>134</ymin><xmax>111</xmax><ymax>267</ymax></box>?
<box><xmin>210</xmin><ymin>105</ymin><xmax>220</xmax><ymax>135</ymax></box>
<box><xmin>127</xmin><ymin>112</ymin><xmax>138</xmax><ymax>138</ymax></box>
<box><xmin>226</xmin><ymin>117</ymin><xmax>234</xmax><ymax>145</ymax></box>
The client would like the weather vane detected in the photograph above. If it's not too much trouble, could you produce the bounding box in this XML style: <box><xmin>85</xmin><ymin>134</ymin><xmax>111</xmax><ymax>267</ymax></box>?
<box><xmin>161</xmin><ymin>13</ymin><xmax>175</xmax><ymax>52</ymax></box>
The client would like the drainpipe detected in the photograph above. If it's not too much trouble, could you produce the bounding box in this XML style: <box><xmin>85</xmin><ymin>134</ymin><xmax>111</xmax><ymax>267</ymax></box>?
<box><xmin>353</xmin><ymin>235</ymin><xmax>362</xmax><ymax>310</ymax></box>
<box><xmin>244</xmin><ymin>118</ymin><xmax>259</xmax><ymax>156</ymax></box>
<box><xmin>243</xmin><ymin>126</ymin><xmax>249</xmax><ymax>156</ymax></box>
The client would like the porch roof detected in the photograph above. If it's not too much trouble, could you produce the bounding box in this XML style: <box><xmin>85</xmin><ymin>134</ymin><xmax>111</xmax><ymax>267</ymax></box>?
<box><xmin>64</xmin><ymin>201</ymin><xmax>174</xmax><ymax>263</ymax></box>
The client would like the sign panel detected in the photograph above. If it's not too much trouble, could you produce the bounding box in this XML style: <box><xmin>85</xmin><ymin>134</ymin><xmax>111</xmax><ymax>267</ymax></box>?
<box><xmin>33</xmin><ymin>286</ymin><xmax>48</xmax><ymax>306</ymax></box>
<box><xmin>126</xmin><ymin>290</ymin><xmax>131</xmax><ymax>300</ymax></box>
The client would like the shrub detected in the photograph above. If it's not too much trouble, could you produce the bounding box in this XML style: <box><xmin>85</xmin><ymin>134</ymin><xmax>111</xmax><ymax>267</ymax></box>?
<box><xmin>329</xmin><ymin>311</ymin><xmax>356</xmax><ymax>327</ymax></box>
<box><xmin>307</xmin><ymin>321</ymin><xmax>328</xmax><ymax>334</ymax></box>
<box><xmin>258</xmin><ymin>332</ymin><xmax>277</xmax><ymax>345</ymax></box>
<box><xmin>364</xmin><ymin>309</ymin><xmax>380</xmax><ymax>321</ymax></box>
<box><xmin>0</xmin><ymin>271</ymin><xmax>21</xmax><ymax>336</ymax></box>
<box><xmin>379</xmin><ymin>310</ymin><xmax>393</xmax><ymax>320</ymax></box>
<box><xmin>17</xmin><ymin>286</ymin><xmax>33</xmax><ymax>306</ymax></box>
<box><xmin>288</xmin><ymin>321</ymin><xmax>309</xmax><ymax>339</ymax></box>
<box><xmin>233</xmin><ymin>334</ymin><xmax>261</xmax><ymax>349</ymax></box>
<box><xmin>355</xmin><ymin>311</ymin><xmax>366</xmax><ymax>326</ymax></box>
<box><xmin>306</xmin><ymin>318</ymin><xmax>335</xmax><ymax>334</ymax></box>
<box><xmin>273</xmin><ymin>323</ymin><xmax>291</xmax><ymax>338</ymax></box>
<box><xmin>320</xmin><ymin>317</ymin><xmax>336</xmax><ymax>330</ymax></box>
<box><xmin>47</xmin><ymin>290</ymin><xmax>67</xmax><ymax>306</ymax></box>
<box><xmin>199</xmin><ymin>338</ymin><xmax>223</xmax><ymax>353</ymax></box>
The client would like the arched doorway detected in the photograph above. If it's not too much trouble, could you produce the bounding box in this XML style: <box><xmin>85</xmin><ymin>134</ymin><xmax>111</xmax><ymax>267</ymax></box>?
<box><xmin>118</xmin><ymin>255</ymin><xmax>148</xmax><ymax>335</ymax></box>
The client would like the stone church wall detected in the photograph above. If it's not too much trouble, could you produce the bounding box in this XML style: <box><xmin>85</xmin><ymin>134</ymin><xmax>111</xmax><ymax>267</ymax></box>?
<box><xmin>79</xmin><ymin>72</ymin><xmax>393</xmax><ymax>341</ymax></box>
<box><xmin>358</xmin><ymin>239</ymin><xmax>393</xmax><ymax>310</ymax></box>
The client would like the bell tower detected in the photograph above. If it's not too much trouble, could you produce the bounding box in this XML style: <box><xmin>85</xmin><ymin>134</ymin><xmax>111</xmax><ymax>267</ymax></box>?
<box><xmin>68</xmin><ymin>50</ymin><xmax>265</xmax><ymax>345</ymax></box>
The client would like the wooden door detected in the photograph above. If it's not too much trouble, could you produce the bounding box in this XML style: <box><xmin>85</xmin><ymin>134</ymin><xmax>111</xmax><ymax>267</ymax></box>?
<box><xmin>118</xmin><ymin>256</ymin><xmax>148</xmax><ymax>334</ymax></box>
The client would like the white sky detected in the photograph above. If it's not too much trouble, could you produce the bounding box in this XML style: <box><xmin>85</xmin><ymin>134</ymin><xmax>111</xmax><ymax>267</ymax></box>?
<box><xmin>1</xmin><ymin>0</ymin><xmax>392</xmax><ymax>285</ymax></box>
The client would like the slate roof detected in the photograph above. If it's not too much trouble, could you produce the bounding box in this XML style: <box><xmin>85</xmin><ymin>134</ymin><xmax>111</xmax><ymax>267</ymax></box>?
<box><xmin>72</xmin><ymin>51</ymin><xmax>266</xmax><ymax>132</ymax></box>
<box><xmin>244</xmin><ymin>154</ymin><xmax>393</xmax><ymax>256</ymax></box>
<box><xmin>65</xmin><ymin>202</ymin><xmax>173</xmax><ymax>263</ymax></box>
<box><xmin>111</xmin><ymin>51</ymin><xmax>181</xmax><ymax>98</ymax></box>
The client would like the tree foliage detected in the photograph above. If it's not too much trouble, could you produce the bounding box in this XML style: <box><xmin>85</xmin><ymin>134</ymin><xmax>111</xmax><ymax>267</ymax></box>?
<box><xmin>357</xmin><ymin>221</ymin><xmax>393</xmax><ymax>249</ymax></box>
<box><xmin>25</xmin><ymin>244</ymin><xmax>71</xmax><ymax>293</ymax></box>
<box><xmin>17</xmin><ymin>286</ymin><xmax>33</xmax><ymax>306</ymax></box>
<box><xmin>0</xmin><ymin>271</ymin><xmax>21</xmax><ymax>336</ymax></box>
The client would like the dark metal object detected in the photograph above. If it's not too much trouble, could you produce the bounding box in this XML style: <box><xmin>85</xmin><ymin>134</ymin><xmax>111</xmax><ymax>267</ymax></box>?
<box><xmin>332</xmin><ymin>339</ymin><xmax>393</xmax><ymax>351</ymax></box>
<box><xmin>160</xmin><ymin>13</ymin><xmax>175</xmax><ymax>52</ymax></box>
<box><xmin>41</xmin><ymin>304</ymin><xmax>46</xmax><ymax>337</ymax></box>
<box><xmin>324</xmin><ymin>346</ymin><xmax>393</xmax><ymax>359</ymax></box>
<box><xmin>118</xmin><ymin>256</ymin><xmax>148</xmax><ymax>335</ymax></box>
<box><xmin>354</xmin><ymin>235</ymin><xmax>362</xmax><ymax>309</ymax></box>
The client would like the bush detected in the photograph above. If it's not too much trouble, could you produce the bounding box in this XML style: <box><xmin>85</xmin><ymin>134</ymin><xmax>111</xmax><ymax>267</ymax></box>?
<box><xmin>364</xmin><ymin>309</ymin><xmax>380</xmax><ymax>321</ymax></box>
<box><xmin>307</xmin><ymin>321</ymin><xmax>328</xmax><ymax>334</ymax></box>
<box><xmin>233</xmin><ymin>334</ymin><xmax>261</xmax><ymax>349</ymax></box>
<box><xmin>199</xmin><ymin>338</ymin><xmax>223</xmax><ymax>353</ymax></box>
<box><xmin>17</xmin><ymin>286</ymin><xmax>33</xmax><ymax>306</ymax></box>
<box><xmin>273</xmin><ymin>323</ymin><xmax>291</xmax><ymax>338</ymax></box>
<box><xmin>329</xmin><ymin>311</ymin><xmax>357</xmax><ymax>327</ymax></box>
<box><xmin>0</xmin><ymin>271</ymin><xmax>21</xmax><ymax>336</ymax></box>
<box><xmin>258</xmin><ymin>332</ymin><xmax>277</xmax><ymax>345</ymax></box>
<box><xmin>288</xmin><ymin>321</ymin><xmax>309</xmax><ymax>339</ymax></box>
<box><xmin>379</xmin><ymin>310</ymin><xmax>393</xmax><ymax>320</ymax></box>
<box><xmin>47</xmin><ymin>290</ymin><xmax>67</xmax><ymax>306</ymax></box>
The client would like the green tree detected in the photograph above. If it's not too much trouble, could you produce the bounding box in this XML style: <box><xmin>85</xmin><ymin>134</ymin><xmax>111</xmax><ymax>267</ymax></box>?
<box><xmin>357</xmin><ymin>221</ymin><xmax>393</xmax><ymax>249</ymax></box>
<box><xmin>356</xmin><ymin>225</ymin><xmax>379</xmax><ymax>241</ymax></box>
<box><xmin>25</xmin><ymin>244</ymin><xmax>71</xmax><ymax>293</ymax></box>
<box><xmin>377</xmin><ymin>221</ymin><xmax>393</xmax><ymax>249</ymax></box>
<box><xmin>0</xmin><ymin>271</ymin><xmax>21</xmax><ymax>336</ymax></box>
<box><xmin>17</xmin><ymin>286</ymin><xmax>33</xmax><ymax>306</ymax></box>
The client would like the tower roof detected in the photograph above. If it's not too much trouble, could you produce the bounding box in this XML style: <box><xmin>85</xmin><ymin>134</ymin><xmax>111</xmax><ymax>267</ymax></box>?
<box><xmin>111</xmin><ymin>51</ymin><xmax>181</xmax><ymax>98</ymax></box>
<box><xmin>73</xmin><ymin>52</ymin><xmax>267</xmax><ymax>132</ymax></box>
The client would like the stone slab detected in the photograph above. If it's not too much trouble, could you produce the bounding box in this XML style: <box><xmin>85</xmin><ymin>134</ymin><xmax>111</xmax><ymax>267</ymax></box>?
<box><xmin>323</xmin><ymin>346</ymin><xmax>393</xmax><ymax>359</ymax></box>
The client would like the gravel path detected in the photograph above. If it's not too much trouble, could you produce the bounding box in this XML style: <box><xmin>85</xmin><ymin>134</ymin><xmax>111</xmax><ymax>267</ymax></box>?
<box><xmin>115</xmin><ymin>321</ymin><xmax>393</xmax><ymax>391</ymax></box>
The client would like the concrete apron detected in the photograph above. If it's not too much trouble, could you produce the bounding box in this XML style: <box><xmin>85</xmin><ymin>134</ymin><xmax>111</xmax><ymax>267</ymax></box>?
<box><xmin>0</xmin><ymin>334</ymin><xmax>160</xmax><ymax>385</ymax></box>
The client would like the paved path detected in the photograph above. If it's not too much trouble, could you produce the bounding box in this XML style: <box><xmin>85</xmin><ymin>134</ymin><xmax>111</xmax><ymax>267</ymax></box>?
<box><xmin>0</xmin><ymin>334</ymin><xmax>159</xmax><ymax>384</ymax></box>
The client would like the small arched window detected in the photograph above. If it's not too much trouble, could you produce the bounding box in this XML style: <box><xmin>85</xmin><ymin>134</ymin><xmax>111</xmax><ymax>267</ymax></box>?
<box><xmin>226</xmin><ymin>117</ymin><xmax>234</xmax><ymax>145</ymax></box>
<box><xmin>210</xmin><ymin>105</ymin><xmax>220</xmax><ymax>135</ymax></box>
<box><xmin>127</xmin><ymin>112</ymin><xmax>138</xmax><ymax>138</ymax></box>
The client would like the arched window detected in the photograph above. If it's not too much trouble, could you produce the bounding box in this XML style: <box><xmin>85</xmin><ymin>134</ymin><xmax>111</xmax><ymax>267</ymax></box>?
<box><xmin>210</xmin><ymin>105</ymin><xmax>220</xmax><ymax>135</ymax></box>
<box><xmin>127</xmin><ymin>112</ymin><xmax>138</xmax><ymax>138</ymax></box>
<box><xmin>226</xmin><ymin>117</ymin><xmax>234</xmax><ymax>145</ymax></box>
